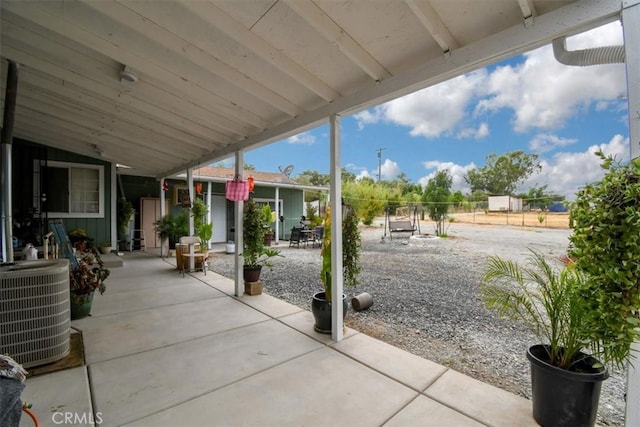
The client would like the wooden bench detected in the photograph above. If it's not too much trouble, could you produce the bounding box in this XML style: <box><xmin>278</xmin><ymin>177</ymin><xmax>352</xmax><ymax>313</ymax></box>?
<box><xmin>388</xmin><ymin>220</ymin><xmax>416</xmax><ymax>240</ymax></box>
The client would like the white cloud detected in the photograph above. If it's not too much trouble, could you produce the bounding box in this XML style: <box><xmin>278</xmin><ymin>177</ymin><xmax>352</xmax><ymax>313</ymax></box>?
<box><xmin>457</xmin><ymin>122</ymin><xmax>489</xmax><ymax>139</ymax></box>
<box><xmin>380</xmin><ymin>159</ymin><xmax>401</xmax><ymax>180</ymax></box>
<box><xmin>355</xmin><ymin>169</ymin><xmax>372</xmax><ymax>181</ymax></box>
<box><xmin>418</xmin><ymin>161</ymin><xmax>476</xmax><ymax>193</ymax></box>
<box><xmin>354</xmin><ymin>22</ymin><xmax>625</xmax><ymax>139</ymax></box>
<box><xmin>383</xmin><ymin>70</ymin><xmax>488</xmax><ymax>138</ymax></box>
<box><xmin>287</xmin><ymin>132</ymin><xmax>316</xmax><ymax>145</ymax></box>
<box><xmin>522</xmin><ymin>134</ymin><xmax>629</xmax><ymax>199</ymax></box>
<box><xmin>476</xmin><ymin>22</ymin><xmax>625</xmax><ymax>133</ymax></box>
<box><xmin>529</xmin><ymin>133</ymin><xmax>578</xmax><ymax>153</ymax></box>
<box><xmin>353</xmin><ymin>108</ymin><xmax>384</xmax><ymax>130</ymax></box>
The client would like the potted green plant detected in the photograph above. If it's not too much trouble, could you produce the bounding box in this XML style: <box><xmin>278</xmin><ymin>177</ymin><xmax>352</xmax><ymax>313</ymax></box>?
<box><xmin>117</xmin><ymin>198</ymin><xmax>134</xmax><ymax>249</ymax></box>
<box><xmin>311</xmin><ymin>205</ymin><xmax>361</xmax><ymax>333</ymax></box>
<box><xmin>154</xmin><ymin>211</ymin><xmax>189</xmax><ymax>250</ymax></box>
<box><xmin>481</xmin><ymin>250</ymin><xmax>608</xmax><ymax>426</ymax></box>
<box><xmin>97</xmin><ymin>241</ymin><xmax>112</xmax><ymax>255</ymax></box>
<box><xmin>198</xmin><ymin>223</ymin><xmax>213</xmax><ymax>249</ymax></box>
<box><xmin>69</xmin><ymin>248</ymin><xmax>110</xmax><ymax>320</ymax></box>
<box><xmin>481</xmin><ymin>152</ymin><xmax>640</xmax><ymax>426</ymax></box>
<box><xmin>261</xmin><ymin>204</ymin><xmax>275</xmax><ymax>246</ymax></box>
<box><xmin>242</xmin><ymin>198</ymin><xmax>281</xmax><ymax>294</ymax></box>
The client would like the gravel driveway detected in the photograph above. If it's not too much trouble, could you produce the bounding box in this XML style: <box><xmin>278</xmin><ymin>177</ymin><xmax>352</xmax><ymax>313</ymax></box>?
<box><xmin>209</xmin><ymin>221</ymin><xmax>626</xmax><ymax>426</ymax></box>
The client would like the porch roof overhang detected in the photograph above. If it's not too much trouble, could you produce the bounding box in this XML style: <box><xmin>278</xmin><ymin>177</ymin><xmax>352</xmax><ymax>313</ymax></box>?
<box><xmin>0</xmin><ymin>0</ymin><xmax>623</xmax><ymax>179</ymax></box>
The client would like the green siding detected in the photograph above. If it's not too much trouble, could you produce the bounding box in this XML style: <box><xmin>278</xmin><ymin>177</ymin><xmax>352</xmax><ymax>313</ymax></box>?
<box><xmin>11</xmin><ymin>139</ymin><xmax>113</xmax><ymax>247</ymax></box>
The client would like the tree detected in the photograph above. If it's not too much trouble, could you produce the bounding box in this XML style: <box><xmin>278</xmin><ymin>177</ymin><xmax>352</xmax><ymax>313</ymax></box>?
<box><xmin>465</xmin><ymin>150</ymin><xmax>541</xmax><ymax>195</ymax></box>
<box><xmin>423</xmin><ymin>170</ymin><xmax>452</xmax><ymax>235</ymax></box>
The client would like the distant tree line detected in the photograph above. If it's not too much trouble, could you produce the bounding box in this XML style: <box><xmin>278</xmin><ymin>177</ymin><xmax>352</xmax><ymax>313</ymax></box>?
<box><xmin>292</xmin><ymin>150</ymin><xmax>564</xmax><ymax>234</ymax></box>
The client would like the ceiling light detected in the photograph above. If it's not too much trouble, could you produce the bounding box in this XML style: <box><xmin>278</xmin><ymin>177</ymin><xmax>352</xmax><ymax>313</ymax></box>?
<box><xmin>120</xmin><ymin>65</ymin><xmax>138</xmax><ymax>84</ymax></box>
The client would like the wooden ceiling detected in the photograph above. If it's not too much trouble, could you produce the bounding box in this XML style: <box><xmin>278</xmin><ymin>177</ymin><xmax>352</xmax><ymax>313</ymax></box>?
<box><xmin>0</xmin><ymin>0</ymin><xmax>620</xmax><ymax>178</ymax></box>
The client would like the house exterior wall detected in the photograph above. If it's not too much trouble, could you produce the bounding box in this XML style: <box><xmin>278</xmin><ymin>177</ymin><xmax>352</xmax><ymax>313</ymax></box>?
<box><xmin>11</xmin><ymin>139</ymin><xmax>113</xmax><ymax>247</ymax></box>
<box><xmin>147</xmin><ymin>179</ymin><xmax>305</xmax><ymax>242</ymax></box>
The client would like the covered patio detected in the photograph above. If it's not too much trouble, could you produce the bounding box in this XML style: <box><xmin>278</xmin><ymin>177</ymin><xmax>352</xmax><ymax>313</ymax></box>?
<box><xmin>1</xmin><ymin>1</ymin><xmax>639</xmax><ymax>424</ymax></box>
<box><xmin>20</xmin><ymin>252</ymin><xmax>534</xmax><ymax>426</ymax></box>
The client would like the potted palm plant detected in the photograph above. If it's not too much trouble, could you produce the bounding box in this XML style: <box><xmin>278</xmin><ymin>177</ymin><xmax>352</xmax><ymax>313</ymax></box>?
<box><xmin>311</xmin><ymin>204</ymin><xmax>361</xmax><ymax>333</ymax></box>
<box><xmin>242</xmin><ymin>198</ymin><xmax>281</xmax><ymax>294</ymax></box>
<box><xmin>481</xmin><ymin>152</ymin><xmax>640</xmax><ymax>426</ymax></box>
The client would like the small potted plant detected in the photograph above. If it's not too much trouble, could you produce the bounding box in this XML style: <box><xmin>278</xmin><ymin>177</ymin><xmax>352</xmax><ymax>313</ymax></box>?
<box><xmin>97</xmin><ymin>241</ymin><xmax>112</xmax><ymax>255</ymax></box>
<box><xmin>117</xmin><ymin>198</ymin><xmax>134</xmax><ymax>250</ymax></box>
<box><xmin>154</xmin><ymin>211</ymin><xmax>189</xmax><ymax>250</ymax></box>
<box><xmin>261</xmin><ymin>204</ymin><xmax>275</xmax><ymax>246</ymax></box>
<box><xmin>69</xmin><ymin>247</ymin><xmax>110</xmax><ymax>320</ymax></box>
<box><xmin>242</xmin><ymin>198</ymin><xmax>281</xmax><ymax>294</ymax></box>
<box><xmin>311</xmin><ymin>204</ymin><xmax>361</xmax><ymax>333</ymax></box>
<box><xmin>481</xmin><ymin>250</ymin><xmax>608</xmax><ymax>426</ymax></box>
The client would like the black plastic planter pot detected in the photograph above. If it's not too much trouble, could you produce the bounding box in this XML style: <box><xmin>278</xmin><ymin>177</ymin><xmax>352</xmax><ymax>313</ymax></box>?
<box><xmin>243</xmin><ymin>265</ymin><xmax>262</xmax><ymax>283</ymax></box>
<box><xmin>527</xmin><ymin>344</ymin><xmax>609</xmax><ymax>427</ymax></box>
<box><xmin>311</xmin><ymin>292</ymin><xmax>347</xmax><ymax>334</ymax></box>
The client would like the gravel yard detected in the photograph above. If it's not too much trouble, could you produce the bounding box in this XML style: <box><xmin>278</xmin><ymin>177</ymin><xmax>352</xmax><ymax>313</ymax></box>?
<box><xmin>208</xmin><ymin>221</ymin><xmax>626</xmax><ymax>426</ymax></box>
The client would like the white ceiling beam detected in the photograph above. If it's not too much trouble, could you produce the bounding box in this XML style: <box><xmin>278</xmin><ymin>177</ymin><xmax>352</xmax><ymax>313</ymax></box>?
<box><xmin>83</xmin><ymin>0</ymin><xmax>303</xmax><ymax>118</ymax></box>
<box><xmin>9</xmin><ymin>70</ymin><xmax>230</xmax><ymax>151</ymax></box>
<box><xmin>0</xmin><ymin>40</ymin><xmax>246</xmax><ymax>143</ymax></box>
<box><xmin>14</xmin><ymin>96</ymin><xmax>201</xmax><ymax>160</ymax></box>
<box><xmin>1</xmin><ymin>2</ymin><xmax>272</xmax><ymax>130</ymax></box>
<box><xmin>517</xmin><ymin>0</ymin><xmax>538</xmax><ymax>27</ymax></box>
<box><xmin>162</xmin><ymin>0</ymin><xmax>620</xmax><ymax>177</ymax></box>
<box><xmin>14</xmin><ymin>123</ymin><xmax>172</xmax><ymax>173</ymax></box>
<box><xmin>0</xmin><ymin>12</ymin><xmax>264</xmax><ymax>136</ymax></box>
<box><xmin>405</xmin><ymin>0</ymin><xmax>459</xmax><ymax>53</ymax></box>
<box><xmin>125</xmin><ymin>0</ymin><xmax>340</xmax><ymax>103</ymax></box>
<box><xmin>283</xmin><ymin>0</ymin><xmax>391</xmax><ymax>81</ymax></box>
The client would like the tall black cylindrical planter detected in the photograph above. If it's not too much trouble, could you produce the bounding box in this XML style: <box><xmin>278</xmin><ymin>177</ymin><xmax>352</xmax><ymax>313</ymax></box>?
<box><xmin>527</xmin><ymin>344</ymin><xmax>609</xmax><ymax>427</ymax></box>
<box><xmin>311</xmin><ymin>292</ymin><xmax>347</xmax><ymax>334</ymax></box>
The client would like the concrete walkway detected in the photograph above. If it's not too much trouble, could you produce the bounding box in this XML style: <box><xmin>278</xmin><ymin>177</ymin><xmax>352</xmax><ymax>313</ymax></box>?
<box><xmin>19</xmin><ymin>251</ymin><xmax>537</xmax><ymax>427</ymax></box>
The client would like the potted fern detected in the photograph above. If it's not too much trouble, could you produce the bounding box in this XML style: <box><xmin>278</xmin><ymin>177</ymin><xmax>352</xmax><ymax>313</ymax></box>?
<box><xmin>481</xmin><ymin>152</ymin><xmax>640</xmax><ymax>426</ymax></box>
<box><xmin>311</xmin><ymin>204</ymin><xmax>361</xmax><ymax>333</ymax></box>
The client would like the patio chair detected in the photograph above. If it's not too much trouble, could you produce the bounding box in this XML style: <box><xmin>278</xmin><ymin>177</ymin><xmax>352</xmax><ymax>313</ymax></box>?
<box><xmin>289</xmin><ymin>227</ymin><xmax>302</xmax><ymax>248</ymax></box>
<box><xmin>178</xmin><ymin>236</ymin><xmax>209</xmax><ymax>277</ymax></box>
<box><xmin>312</xmin><ymin>226</ymin><xmax>324</xmax><ymax>248</ymax></box>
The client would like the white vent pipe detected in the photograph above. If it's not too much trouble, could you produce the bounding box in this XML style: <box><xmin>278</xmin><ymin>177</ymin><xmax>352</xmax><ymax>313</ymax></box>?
<box><xmin>552</xmin><ymin>36</ymin><xmax>625</xmax><ymax>66</ymax></box>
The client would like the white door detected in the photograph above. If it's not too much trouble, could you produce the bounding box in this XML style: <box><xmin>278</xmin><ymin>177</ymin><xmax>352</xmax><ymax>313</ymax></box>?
<box><xmin>211</xmin><ymin>195</ymin><xmax>227</xmax><ymax>243</ymax></box>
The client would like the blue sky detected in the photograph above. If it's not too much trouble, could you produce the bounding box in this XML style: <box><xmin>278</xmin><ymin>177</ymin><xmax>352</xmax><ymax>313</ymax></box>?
<box><xmin>235</xmin><ymin>21</ymin><xmax>629</xmax><ymax>200</ymax></box>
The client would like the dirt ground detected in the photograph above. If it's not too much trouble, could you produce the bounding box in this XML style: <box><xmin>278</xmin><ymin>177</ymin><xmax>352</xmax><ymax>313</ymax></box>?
<box><xmin>449</xmin><ymin>211</ymin><xmax>570</xmax><ymax>229</ymax></box>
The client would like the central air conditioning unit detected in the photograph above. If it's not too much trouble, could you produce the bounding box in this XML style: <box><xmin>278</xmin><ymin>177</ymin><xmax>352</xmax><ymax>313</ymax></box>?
<box><xmin>0</xmin><ymin>260</ymin><xmax>71</xmax><ymax>368</ymax></box>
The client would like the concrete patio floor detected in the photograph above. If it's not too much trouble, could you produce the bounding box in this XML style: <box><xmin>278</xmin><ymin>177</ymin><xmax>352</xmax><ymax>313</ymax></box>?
<box><xmin>19</xmin><ymin>251</ymin><xmax>537</xmax><ymax>427</ymax></box>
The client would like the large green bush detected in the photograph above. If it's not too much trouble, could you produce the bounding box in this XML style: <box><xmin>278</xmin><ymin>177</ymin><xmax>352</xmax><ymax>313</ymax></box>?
<box><xmin>569</xmin><ymin>152</ymin><xmax>640</xmax><ymax>369</ymax></box>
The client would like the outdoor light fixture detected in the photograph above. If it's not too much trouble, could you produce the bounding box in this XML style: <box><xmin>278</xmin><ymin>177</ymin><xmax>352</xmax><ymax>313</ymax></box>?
<box><xmin>120</xmin><ymin>65</ymin><xmax>138</xmax><ymax>84</ymax></box>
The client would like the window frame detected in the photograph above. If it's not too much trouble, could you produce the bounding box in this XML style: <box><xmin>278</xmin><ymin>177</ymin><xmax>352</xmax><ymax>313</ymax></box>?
<box><xmin>37</xmin><ymin>160</ymin><xmax>105</xmax><ymax>218</ymax></box>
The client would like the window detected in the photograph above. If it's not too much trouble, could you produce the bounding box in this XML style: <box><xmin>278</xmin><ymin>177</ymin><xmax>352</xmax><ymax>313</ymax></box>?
<box><xmin>36</xmin><ymin>161</ymin><xmax>104</xmax><ymax>218</ymax></box>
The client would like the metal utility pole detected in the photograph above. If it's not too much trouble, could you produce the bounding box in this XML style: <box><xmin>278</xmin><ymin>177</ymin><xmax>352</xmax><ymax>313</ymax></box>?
<box><xmin>376</xmin><ymin>147</ymin><xmax>386</xmax><ymax>183</ymax></box>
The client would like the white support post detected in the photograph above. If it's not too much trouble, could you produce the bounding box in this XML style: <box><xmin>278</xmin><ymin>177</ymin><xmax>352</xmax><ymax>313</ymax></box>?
<box><xmin>275</xmin><ymin>186</ymin><xmax>280</xmax><ymax>244</ymax></box>
<box><xmin>623</xmin><ymin>2</ymin><xmax>640</xmax><ymax>424</ymax></box>
<box><xmin>159</xmin><ymin>178</ymin><xmax>166</xmax><ymax>257</ymax></box>
<box><xmin>329</xmin><ymin>114</ymin><xmax>344</xmax><ymax>341</ymax></box>
<box><xmin>207</xmin><ymin>181</ymin><xmax>212</xmax><ymax>249</ymax></box>
<box><xmin>110</xmin><ymin>163</ymin><xmax>117</xmax><ymax>249</ymax></box>
<box><xmin>187</xmin><ymin>168</ymin><xmax>194</xmax><ymax>272</ymax></box>
<box><xmin>234</xmin><ymin>150</ymin><xmax>244</xmax><ymax>297</ymax></box>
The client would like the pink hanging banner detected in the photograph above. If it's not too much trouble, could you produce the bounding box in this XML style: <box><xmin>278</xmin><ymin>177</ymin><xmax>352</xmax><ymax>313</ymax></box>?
<box><xmin>225</xmin><ymin>178</ymin><xmax>249</xmax><ymax>201</ymax></box>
